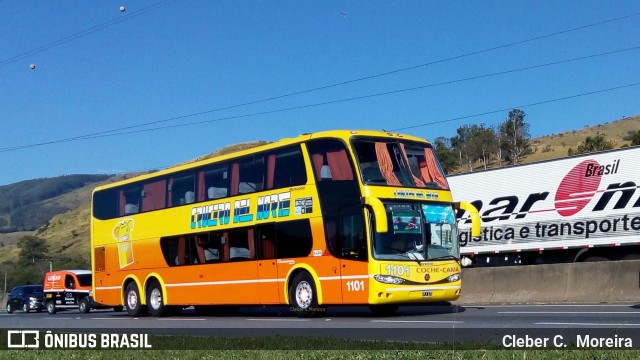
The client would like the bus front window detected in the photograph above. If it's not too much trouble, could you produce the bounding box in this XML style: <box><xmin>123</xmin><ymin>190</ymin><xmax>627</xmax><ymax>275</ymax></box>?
<box><xmin>352</xmin><ymin>139</ymin><xmax>449</xmax><ymax>190</ymax></box>
<box><xmin>372</xmin><ymin>203</ymin><xmax>459</xmax><ymax>261</ymax></box>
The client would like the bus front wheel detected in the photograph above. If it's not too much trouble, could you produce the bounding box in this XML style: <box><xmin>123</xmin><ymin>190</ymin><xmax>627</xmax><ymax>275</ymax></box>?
<box><xmin>146</xmin><ymin>281</ymin><xmax>166</xmax><ymax>317</ymax></box>
<box><xmin>124</xmin><ymin>282</ymin><xmax>147</xmax><ymax>317</ymax></box>
<box><xmin>289</xmin><ymin>272</ymin><xmax>324</xmax><ymax>318</ymax></box>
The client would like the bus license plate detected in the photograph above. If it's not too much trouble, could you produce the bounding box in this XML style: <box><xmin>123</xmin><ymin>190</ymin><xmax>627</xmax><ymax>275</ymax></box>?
<box><xmin>422</xmin><ymin>291</ymin><xmax>432</xmax><ymax>297</ymax></box>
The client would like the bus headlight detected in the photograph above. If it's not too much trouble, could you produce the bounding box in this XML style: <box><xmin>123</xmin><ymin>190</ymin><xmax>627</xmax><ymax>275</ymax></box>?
<box><xmin>447</xmin><ymin>273</ymin><xmax>461</xmax><ymax>282</ymax></box>
<box><xmin>373</xmin><ymin>275</ymin><xmax>406</xmax><ymax>285</ymax></box>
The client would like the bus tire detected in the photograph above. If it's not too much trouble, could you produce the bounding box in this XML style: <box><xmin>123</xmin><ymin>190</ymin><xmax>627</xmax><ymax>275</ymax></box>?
<box><xmin>46</xmin><ymin>301</ymin><xmax>56</xmax><ymax>315</ymax></box>
<box><xmin>124</xmin><ymin>282</ymin><xmax>147</xmax><ymax>317</ymax></box>
<box><xmin>146</xmin><ymin>281</ymin><xmax>166</xmax><ymax>317</ymax></box>
<box><xmin>368</xmin><ymin>304</ymin><xmax>399</xmax><ymax>317</ymax></box>
<box><xmin>289</xmin><ymin>272</ymin><xmax>323</xmax><ymax>318</ymax></box>
<box><xmin>79</xmin><ymin>298</ymin><xmax>91</xmax><ymax>313</ymax></box>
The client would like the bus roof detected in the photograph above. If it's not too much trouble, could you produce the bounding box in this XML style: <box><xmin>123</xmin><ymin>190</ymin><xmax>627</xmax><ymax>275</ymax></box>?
<box><xmin>92</xmin><ymin>129</ymin><xmax>429</xmax><ymax>192</ymax></box>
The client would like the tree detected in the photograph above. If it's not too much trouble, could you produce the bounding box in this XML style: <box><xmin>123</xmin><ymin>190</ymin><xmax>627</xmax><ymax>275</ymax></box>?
<box><xmin>623</xmin><ymin>130</ymin><xmax>640</xmax><ymax>146</ymax></box>
<box><xmin>451</xmin><ymin>125</ymin><xmax>478</xmax><ymax>171</ymax></box>
<box><xmin>17</xmin><ymin>235</ymin><xmax>49</xmax><ymax>264</ymax></box>
<box><xmin>568</xmin><ymin>134</ymin><xmax>614</xmax><ymax>155</ymax></box>
<box><xmin>470</xmin><ymin>124</ymin><xmax>498</xmax><ymax>170</ymax></box>
<box><xmin>499</xmin><ymin>109</ymin><xmax>531</xmax><ymax>165</ymax></box>
<box><xmin>433</xmin><ymin>137</ymin><xmax>459</xmax><ymax>174</ymax></box>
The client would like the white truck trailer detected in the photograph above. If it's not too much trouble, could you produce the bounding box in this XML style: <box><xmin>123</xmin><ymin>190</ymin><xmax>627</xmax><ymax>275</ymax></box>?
<box><xmin>449</xmin><ymin>146</ymin><xmax>640</xmax><ymax>267</ymax></box>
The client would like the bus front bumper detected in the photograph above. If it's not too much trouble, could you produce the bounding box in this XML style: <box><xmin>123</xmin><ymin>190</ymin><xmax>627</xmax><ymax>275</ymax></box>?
<box><xmin>369</xmin><ymin>283</ymin><xmax>461</xmax><ymax>304</ymax></box>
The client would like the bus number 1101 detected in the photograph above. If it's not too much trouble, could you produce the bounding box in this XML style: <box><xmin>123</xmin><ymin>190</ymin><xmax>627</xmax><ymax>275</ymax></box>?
<box><xmin>346</xmin><ymin>280</ymin><xmax>365</xmax><ymax>291</ymax></box>
<box><xmin>385</xmin><ymin>264</ymin><xmax>410</xmax><ymax>277</ymax></box>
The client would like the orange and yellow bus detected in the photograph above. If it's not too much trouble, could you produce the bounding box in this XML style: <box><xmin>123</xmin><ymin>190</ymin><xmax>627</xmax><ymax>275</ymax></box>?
<box><xmin>91</xmin><ymin>130</ymin><xmax>480</xmax><ymax>317</ymax></box>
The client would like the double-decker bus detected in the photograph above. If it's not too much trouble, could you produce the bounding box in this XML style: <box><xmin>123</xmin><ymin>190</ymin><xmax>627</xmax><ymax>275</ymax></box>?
<box><xmin>91</xmin><ymin>130</ymin><xmax>480</xmax><ymax>317</ymax></box>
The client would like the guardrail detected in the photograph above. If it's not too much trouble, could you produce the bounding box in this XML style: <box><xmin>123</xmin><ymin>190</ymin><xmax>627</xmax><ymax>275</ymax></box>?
<box><xmin>456</xmin><ymin>259</ymin><xmax>640</xmax><ymax>304</ymax></box>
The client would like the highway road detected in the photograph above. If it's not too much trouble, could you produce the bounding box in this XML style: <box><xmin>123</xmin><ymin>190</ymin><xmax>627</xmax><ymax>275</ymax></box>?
<box><xmin>2</xmin><ymin>303</ymin><xmax>640</xmax><ymax>347</ymax></box>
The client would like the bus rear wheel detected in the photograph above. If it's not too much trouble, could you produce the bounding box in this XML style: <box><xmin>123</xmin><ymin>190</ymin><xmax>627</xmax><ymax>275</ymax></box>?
<box><xmin>124</xmin><ymin>282</ymin><xmax>147</xmax><ymax>317</ymax></box>
<box><xmin>289</xmin><ymin>272</ymin><xmax>324</xmax><ymax>318</ymax></box>
<box><xmin>146</xmin><ymin>281</ymin><xmax>166</xmax><ymax>317</ymax></box>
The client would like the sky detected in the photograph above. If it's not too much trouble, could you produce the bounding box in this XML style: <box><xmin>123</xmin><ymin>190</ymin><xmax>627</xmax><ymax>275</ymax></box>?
<box><xmin>1</xmin><ymin>0</ymin><xmax>639</xmax><ymax>186</ymax></box>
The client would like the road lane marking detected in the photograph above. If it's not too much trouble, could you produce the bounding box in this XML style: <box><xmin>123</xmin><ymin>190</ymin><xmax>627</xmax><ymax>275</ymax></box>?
<box><xmin>157</xmin><ymin>318</ymin><xmax>207</xmax><ymax>321</ymax></box>
<box><xmin>371</xmin><ymin>320</ymin><xmax>463</xmax><ymax>324</ymax></box>
<box><xmin>499</xmin><ymin>311</ymin><xmax>639</xmax><ymax>314</ymax></box>
<box><xmin>536</xmin><ymin>322</ymin><xmax>640</xmax><ymax>326</ymax></box>
<box><xmin>246</xmin><ymin>318</ymin><xmax>310</xmax><ymax>322</ymax></box>
<box><xmin>465</xmin><ymin>304</ymin><xmax>635</xmax><ymax>307</ymax></box>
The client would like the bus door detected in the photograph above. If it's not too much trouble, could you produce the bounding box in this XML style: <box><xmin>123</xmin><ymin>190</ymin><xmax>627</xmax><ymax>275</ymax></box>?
<box><xmin>336</xmin><ymin>208</ymin><xmax>369</xmax><ymax>304</ymax></box>
<box><xmin>256</xmin><ymin>225</ymin><xmax>280</xmax><ymax>304</ymax></box>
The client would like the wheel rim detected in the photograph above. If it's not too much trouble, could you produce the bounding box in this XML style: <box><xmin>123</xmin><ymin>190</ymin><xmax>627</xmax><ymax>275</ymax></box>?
<box><xmin>149</xmin><ymin>287</ymin><xmax>162</xmax><ymax>310</ymax></box>
<box><xmin>7</xmin><ymin>304</ymin><xmax>11</xmax><ymax>312</ymax></box>
<box><xmin>23</xmin><ymin>304</ymin><xmax>28</xmax><ymax>312</ymax></box>
<box><xmin>295</xmin><ymin>281</ymin><xmax>312</xmax><ymax>309</ymax></box>
<box><xmin>127</xmin><ymin>289</ymin><xmax>138</xmax><ymax>310</ymax></box>
<box><xmin>47</xmin><ymin>303</ymin><xmax>54</xmax><ymax>312</ymax></box>
<box><xmin>79</xmin><ymin>302</ymin><xmax>86</xmax><ymax>311</ymax></box>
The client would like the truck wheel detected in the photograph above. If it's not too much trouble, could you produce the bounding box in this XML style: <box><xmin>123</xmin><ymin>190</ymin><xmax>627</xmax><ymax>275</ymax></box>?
<box><xmin>79</xmin><ymin>298</ymin><xmax>91</xmax><ymax>313</ymax></box>
<box><xmin>6</xmin><ymin>303</ymin><xmax>13</xmax><ymax>314</ymax></box>
<box><xmin>124</xmin><ymin>282</ymin><xmax>147</xmax><ymax>317</ymax></box>
<box><xmin>146</xmin><ymin>281</ymin><xmax>166</xmax><ymax>317</ymax></box>
<box><xmin>46</xmin><ymin>301</ymin><xmax>57</xmax><ymax>315</ymax></box>
<box><xmin>288</xmin><ymin>272</ymin><xmax>324</xmax><ymax>318</ymax></box>
<box><xmin>22</xmin><ymin>303</ymin><xmax>30</xmax><ymax>313</ymax></box>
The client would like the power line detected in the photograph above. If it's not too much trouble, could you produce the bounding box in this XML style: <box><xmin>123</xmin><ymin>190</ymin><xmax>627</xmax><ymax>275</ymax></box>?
<box><xmin>4</xmin><ymin>10</ymin><xmax>637</xmax><ymax>144</ymax></box>
<box><xmin>1</xmin><ymin>45</ymin><xmax>638</xmax><ymax>152</ymax></box>
<box><xmin>129</xmin><ymin>82</ymin><xmax>640</xmax><ymax>174</ymax></box>
<box><xmin>0</xmin><ymin>0</ymin><xmax>177</xmax><ymax>68</ymax></box>
<box><xmin>391</xmin><ymin>82</ymin><xmax>640</xmax><ymax>131</ymax></box>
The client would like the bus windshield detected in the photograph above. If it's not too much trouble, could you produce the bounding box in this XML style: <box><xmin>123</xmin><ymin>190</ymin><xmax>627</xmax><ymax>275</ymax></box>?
<box><xmin>372</xmin><ymin>202</ymin><xmax>459</xmax><ymax>261</ymax></box>
<box><xmin>352</xmin><ymin>138</ymin><xmax>448</xmax><ymax>189</ymax></box>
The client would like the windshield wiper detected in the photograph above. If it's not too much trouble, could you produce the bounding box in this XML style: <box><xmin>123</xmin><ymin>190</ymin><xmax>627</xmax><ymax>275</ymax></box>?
<box><xmin>406</xmin><ymin>251</ymin><xmax>425</xmax><ymax>264</ymax></box>
<box><xmin>428</xmin><ymin>255</ymin><xmax>458</xmax><ymax>261</ymax></box>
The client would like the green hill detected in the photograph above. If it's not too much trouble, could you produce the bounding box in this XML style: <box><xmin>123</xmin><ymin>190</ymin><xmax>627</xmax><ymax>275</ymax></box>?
<box><xmin>0</xmin><ymin>174</ymin><xmax>111</xmax><ymax>233</ymax></box>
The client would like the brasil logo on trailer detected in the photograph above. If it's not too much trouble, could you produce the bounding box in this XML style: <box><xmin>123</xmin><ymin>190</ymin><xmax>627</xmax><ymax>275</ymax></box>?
<box><xmin>554</xmin><ymin>159</ymin><xmax>620</xmax><ymax>217</ymax></box>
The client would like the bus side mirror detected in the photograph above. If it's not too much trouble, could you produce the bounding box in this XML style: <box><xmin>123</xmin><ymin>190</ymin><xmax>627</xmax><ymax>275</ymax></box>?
<box><xmin>455</xmin><ymin>201</ymin><xmax>481</xmax><ymax>239</ymax></box>
<box><xmin>362</xmin><ymin>197</ymin><xmax>388</xmax><ymax>233</ymax></box>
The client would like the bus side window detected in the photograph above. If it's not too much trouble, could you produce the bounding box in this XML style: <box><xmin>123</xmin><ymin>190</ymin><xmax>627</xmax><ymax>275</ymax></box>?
<box><xmin>196</xmin><ymin>233</ymin><xmax>221</xmax><ymax>263</ymax></box>
<box><xmin>238</xmin><ymin>156</ymin><xmax>265</xmax><ymax>194</ymax></box>
<box><xmin>120</xmin><ymin>186</ymin><xmax>141</xmax><ymax>216</ymax></box>
<box><xmin>228</xmin><ymin>228</ymin><xmax>255</xmax><ymax>261</ymax></box>
<box><xmin>204</xmin><ymin>164</ymin><xmax>229</xmax><ymax>200</ymax></box>
<box><xmin>268</xmin><ymin>146</ymin><xmax>307</xmax><ymax>189</ymax></box>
